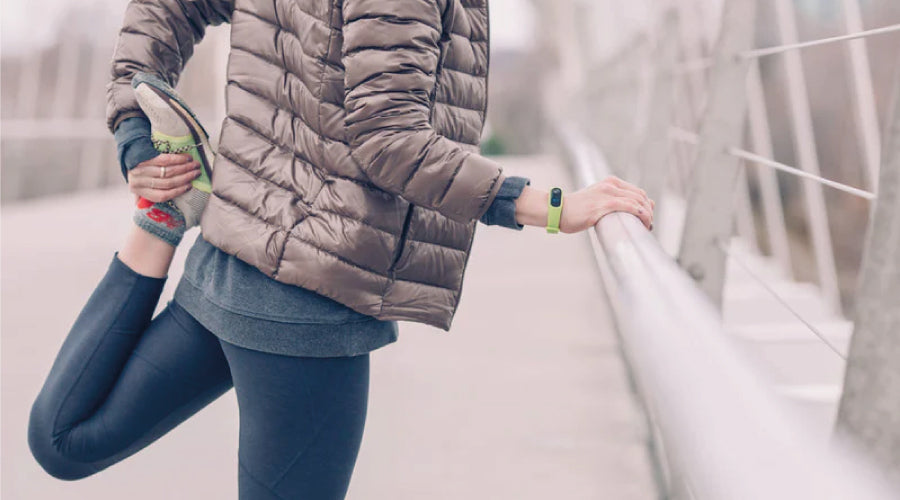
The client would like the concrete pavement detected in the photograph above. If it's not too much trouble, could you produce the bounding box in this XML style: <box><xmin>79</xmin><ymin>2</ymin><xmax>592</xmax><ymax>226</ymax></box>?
<box><xmin>1</xmin><ymin>155</ymin><xmax>657</xmax><ymax>499</ymax></box>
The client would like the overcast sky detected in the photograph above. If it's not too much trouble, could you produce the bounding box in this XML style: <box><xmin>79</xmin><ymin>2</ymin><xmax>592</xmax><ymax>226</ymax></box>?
<box><xmin>2</xmin><ymin>0</ymin><xmax>536</xmax><ymax>55</ymax></box>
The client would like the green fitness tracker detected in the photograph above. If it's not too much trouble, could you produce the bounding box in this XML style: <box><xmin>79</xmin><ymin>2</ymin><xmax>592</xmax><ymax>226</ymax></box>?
<box><xmin>546</xmin><ymin>187</ymin><xmax>563</xmax><ymax>234</ymax></box>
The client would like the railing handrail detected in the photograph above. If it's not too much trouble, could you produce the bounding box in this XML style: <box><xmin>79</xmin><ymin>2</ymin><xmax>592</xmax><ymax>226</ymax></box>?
<box><xmin>555</xmin><ymin>123</ymin><xmax>894</xmax><ymax>500</ymax></box>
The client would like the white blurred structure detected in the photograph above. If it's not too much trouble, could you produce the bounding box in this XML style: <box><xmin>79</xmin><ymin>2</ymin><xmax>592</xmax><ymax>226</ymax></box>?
<box><xmin>546</xmin><ymin>0</ymin><xmax>900</xmax><ymax>497</ymax></box>
<box><xmin>1</xmin><ymin>2</ymin><xmax>226</xmax><ymax>202</ymax></box>
<box><xmin>4</xmin><ymin>0</ymin><xmax>900</xmax><ymax>498</ymax></box>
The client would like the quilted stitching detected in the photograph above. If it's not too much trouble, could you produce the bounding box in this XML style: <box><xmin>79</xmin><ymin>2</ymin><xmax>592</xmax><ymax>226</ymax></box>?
<box><xmin>107</xmin><ymin>0</ymin><xmax>502</xmax><ymax>331</ymax></box>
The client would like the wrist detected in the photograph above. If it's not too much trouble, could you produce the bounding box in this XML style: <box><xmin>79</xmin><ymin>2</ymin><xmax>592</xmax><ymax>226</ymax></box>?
<box><xmin>115</xmin><ymin>116</ymin><xmax>158</xmax><ymax>181</ymax></box>
<box><xmin>514</xmin><ymin>185</ymin><xmax>549</xmax><ymax>227</ymax></box>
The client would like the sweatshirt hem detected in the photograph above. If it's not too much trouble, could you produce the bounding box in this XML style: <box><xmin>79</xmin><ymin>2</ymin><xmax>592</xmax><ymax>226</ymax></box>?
<box><xmin>173</xmin><ymin>277</ymin><xmax>399</xmax><ymax>358</ymax></box>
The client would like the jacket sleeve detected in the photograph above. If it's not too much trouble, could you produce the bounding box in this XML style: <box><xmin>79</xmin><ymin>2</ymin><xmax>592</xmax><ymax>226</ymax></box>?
<box><xmin>341</xmin><ymin>0</ymin><xmax>507</xmax><ymax>224</ymax></box>
<box><xmin>106</xmin><ymin>0</ymin><xmax>235</xmax><ymax>133</ymax></box>
<box><xmin>479</xmin><ymin>176</ymin><xmax>531</xmax><ymax>230</ymax></box>
<box><xmin>114</xmin><ymin>116</ymin><xmax>159</xmax><ymax>180</ymax></box>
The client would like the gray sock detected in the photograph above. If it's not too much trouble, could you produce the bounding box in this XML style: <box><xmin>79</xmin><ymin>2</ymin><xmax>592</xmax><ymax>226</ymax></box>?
<box><xmin>133</xmin><ymin>200</ymin><xmax>186</xmax><ymax>247</ymax></box>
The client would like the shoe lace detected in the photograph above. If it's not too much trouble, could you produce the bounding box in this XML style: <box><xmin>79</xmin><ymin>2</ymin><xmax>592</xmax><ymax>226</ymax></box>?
<box><xmin>152</xmin><ymin>138</ymin><xmax>200</xmax><ymax>154</ymax></box>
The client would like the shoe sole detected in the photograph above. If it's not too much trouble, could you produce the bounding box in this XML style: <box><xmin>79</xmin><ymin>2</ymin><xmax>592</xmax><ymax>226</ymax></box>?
<box><xmin>132</xmin><ymin>75</ymin><xmax>215</xmax><ymax>184</ymax></box>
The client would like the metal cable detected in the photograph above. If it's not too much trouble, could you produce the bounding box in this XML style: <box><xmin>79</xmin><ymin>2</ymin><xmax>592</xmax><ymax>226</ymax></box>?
<box><xmin>740</xmin><ymin>23</ymin><xmax>900</xmax><ymax>59</ymax></box>
<box><xmin>728</xmin><ymin>148</ymin><xmax>877</xmax><ymax>200</ymax></box>
<box><xmin>666</xmin><ymin>24</ymin><xmax>900</xmax><ymax>78</ymax></box>
<box><xmin>714</xmin><ymin>239</ymin><xmax>847</xmax><ymax>360</ymax></box>
<box><xmin>668</xmin><ymin>128</ymin><xmax>876</xmax><ymax>200</ymax></box>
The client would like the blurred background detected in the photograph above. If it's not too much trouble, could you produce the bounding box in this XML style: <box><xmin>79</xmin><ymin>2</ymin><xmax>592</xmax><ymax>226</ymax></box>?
<box><xmin>4</xmin><ymin>0</ymin><xmax>900</xmax><ymax>498</ymax></box>
<box><xmin>3</xmin><ymin>0</ymin><xmax>899</xmax><ymax>308</ymax></box>
<box><xmin>0</xmin><ymin>0</ymin><xmax>538</xmax><ymax>200</ymax></box>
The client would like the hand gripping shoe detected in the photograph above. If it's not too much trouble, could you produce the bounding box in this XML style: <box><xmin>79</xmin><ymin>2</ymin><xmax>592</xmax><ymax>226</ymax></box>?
<box><xmin>132</xmin><ymin>72</ymin><xmax>215</xmax><ymax>228</ymax></box>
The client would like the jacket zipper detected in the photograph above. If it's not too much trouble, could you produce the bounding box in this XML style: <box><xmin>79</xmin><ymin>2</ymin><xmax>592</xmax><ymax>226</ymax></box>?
<box><xmin>389</xmin><ymin>203</ymin><xmax>415</xmax><ymax>277</ymax></box>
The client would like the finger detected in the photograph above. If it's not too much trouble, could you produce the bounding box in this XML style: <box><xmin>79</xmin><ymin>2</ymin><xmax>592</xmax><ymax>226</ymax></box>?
<box><xmin>620</xmin><ymin>181</ymin><xmax>651</xmax><ymax>206</ymax></box>
<box><xmin>601</xmin><ymin>183</ymin><xmax>653</xmax><ymax>223</ymax></box>
<box><xmin>603</xmin><ymin>197</ymin><xmax>652</xmax><ymax>229</ymax></box>
<box><xmin>132</xmin><ymin>159</ymin><xmax>198</xmax><ymax>178</ymax></box>
<box><xmin>137</xmin><ymin>153</ymin><xmax>194</xmax><ymax>168</ymax></box>
<box><xmin>129</xmin><ymin>175</ymin><xmax>148</xmax><ymax>189</ymax></box>
<box><xmin>129</xmin><ymin>176</ymin><xmax>157</xmax><ymax>190</ymax></box>
<box><xmin>162</xmin><ymin>168</ymin><xmax>202</xmax><ymax>190</ymax></box>
<box><xmin>625</xmin><ymin>198</ymin><xmax>653</xmax><ymax>229</ymax></box>
<box><xmin>132</xmin><ymin>170</ymin><xmax>197</xmax><ymax>191</ymax></box>
<box><xmin>157</xmin><ymin>160</ymin><xmax>201</xmax><ymax>179</ymax></box>
<box><xmin>606</xmin><ymin>185</ymin><xmax>653</xmax><ymax>217</ymax></box>
<box><xmin>132</xmin><ymin>187</ymin><xmax>166</xmax><ymax>203</ymax></box>
<box><xmin>154</xmin><ymin>184</ymin><xmax>194</xmax><ymax>202</ymax></box>
<box><xmin>129</xmin><ymin>183</ymin><xmax>143</xmax><ymax>198</ymax></box>
<box><xmin>148</xmin><ymin>153</ymin><xmax>195</xmax><ymax>167</ymax></box>
<box><xmin>133</xmin><ymin>184</ymin><xmax>193</xmax><ymax>203</ymax></box>
<box><xmin>141</xmin><ymin>168</ymin><xmax>201</xmax><ymax>191</ymax></box>
<box><xmin>132</xmin><ymin>188</ymin><xmax>161</xmax><ymax>203</ymax></box>
<box><xmin>604</xmin><ymin>176</ymin><xmax>651</xmax><ymax>204</ymax></box>
<box><xmin>130</xmin><ymin>160</ymin><xmax>199</xmax><ymax>181</ymax></box>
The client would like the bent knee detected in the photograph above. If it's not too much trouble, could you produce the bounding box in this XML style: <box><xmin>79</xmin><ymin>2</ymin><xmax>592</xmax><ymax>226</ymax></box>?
<box><xmin>27</xmin><ymin>403</ymin><xmax>98</xmax><ymax>481</ymax></box>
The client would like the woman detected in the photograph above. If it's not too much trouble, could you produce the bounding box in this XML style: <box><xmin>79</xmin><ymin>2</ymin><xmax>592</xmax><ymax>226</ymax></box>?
<box><xmin>27</xmin><ymin>0</ymin><xmax>655</xmax><ymax>498</ymax></box>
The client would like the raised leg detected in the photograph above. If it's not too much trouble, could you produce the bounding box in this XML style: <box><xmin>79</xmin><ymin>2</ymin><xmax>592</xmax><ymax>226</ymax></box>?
<box><xmin>28</xmin><ymin>254</ymin><xmax>232</xmax><ymax>480</ymax></box>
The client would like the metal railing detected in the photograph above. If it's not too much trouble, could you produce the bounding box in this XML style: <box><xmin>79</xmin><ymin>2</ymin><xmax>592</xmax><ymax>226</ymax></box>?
<box><xmin>544</xmin><ymin>0</ymin><xmax>900</xmax><ymax>496</ymax></box>
<box><xmin>556</xmin><ymin>123</ymin><xmax>895</xmax><ymax>499</ymax></box>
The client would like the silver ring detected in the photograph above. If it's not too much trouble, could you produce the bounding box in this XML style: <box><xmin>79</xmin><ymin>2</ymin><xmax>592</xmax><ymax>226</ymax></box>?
<box><xmin>160</xmin><ymin>166</ymin><xmax>167</xmax><ymax>178</ymax></box>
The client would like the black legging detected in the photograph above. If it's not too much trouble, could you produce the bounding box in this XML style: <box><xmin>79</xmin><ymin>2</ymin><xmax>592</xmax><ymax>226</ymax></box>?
<box><xmin>28</xmin><ymin>254</ymin><xmax>369</xmax><ymax>499</ymax></box>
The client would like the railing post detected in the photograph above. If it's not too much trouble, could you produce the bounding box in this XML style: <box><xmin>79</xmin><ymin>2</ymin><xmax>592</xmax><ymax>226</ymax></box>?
<box><xmin>581</xmin><ymin>38</ymin><xmax>651</xmax><ymax>179</ymax></box>
<box><xmin>746</xmin><ymin>61</ymin><xmax>794</xmax><ymax>277</ymax></box>
<box><xmin>835</xmin><ymin>68</ymin><xmax>900</xmax><ymax>487</ymax></box>
<box><xmin>636</xmin><ymin>10</ymin><xmax>677</xmax><ymax>208</ymax></box>
<box><xmin>676</xmin><ymin>0</ymin><xmax>756</xmax><ymax>308</ymax></box>
<box><xmin>772</xmin><ymin>0</ymin><xmax>842</xmax><ymax>313</ymax></box>
<box><xmin>840</xmin><ymin>0</ymin><xmax>881</xmax><ymax>191</ymax></box>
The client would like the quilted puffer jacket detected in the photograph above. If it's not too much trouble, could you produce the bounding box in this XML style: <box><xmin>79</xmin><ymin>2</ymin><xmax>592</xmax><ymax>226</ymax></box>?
<box><xmin>106</xmin><ymin>0</ymin><xmax>508</xmax><ymax>330</ymax></box>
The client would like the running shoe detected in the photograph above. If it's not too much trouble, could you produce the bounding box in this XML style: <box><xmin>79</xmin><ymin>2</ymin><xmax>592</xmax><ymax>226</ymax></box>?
<box><xmin>132</xmin><ymin>72</ymin><xmax>215</xmax><ymax>228</ymax></box>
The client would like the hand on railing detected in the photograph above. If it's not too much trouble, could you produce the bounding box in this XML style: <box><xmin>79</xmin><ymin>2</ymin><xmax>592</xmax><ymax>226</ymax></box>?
<box><xmin>514</xmin><ymin>175</ymin><xmax>654</xmax><ymax>233</ymax></box>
